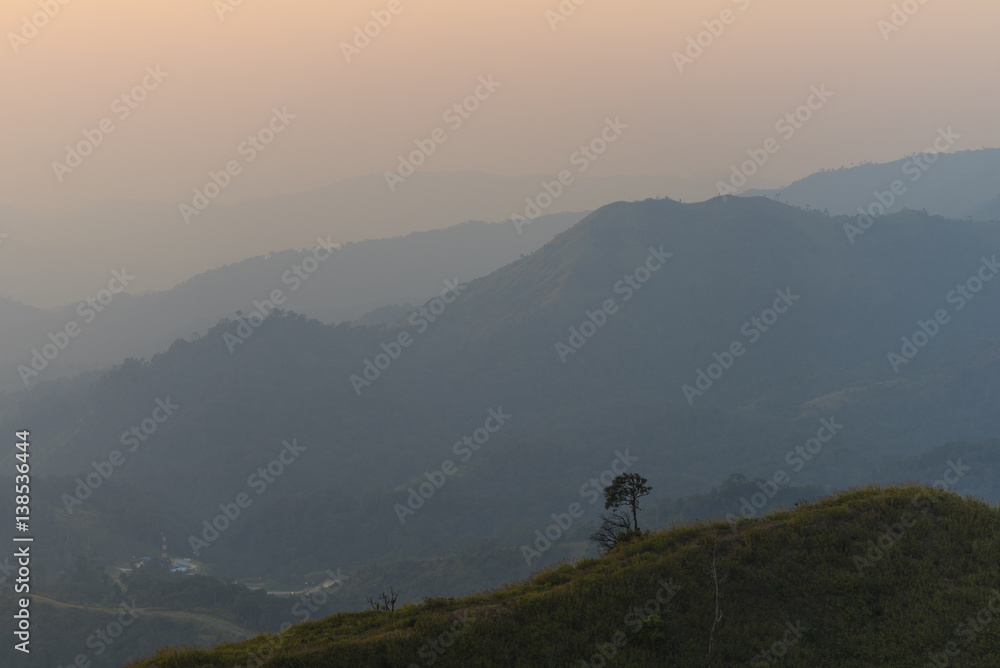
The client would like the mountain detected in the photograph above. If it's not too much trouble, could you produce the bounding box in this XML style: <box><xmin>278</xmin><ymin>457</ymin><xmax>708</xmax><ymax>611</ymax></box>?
<box><xmin>0</xmin><ymin>211</ymin><xmax>583</xmax><ymax>392</ymax></box>
<box><xmin>3</xmin><ymin>196</ymin><xmax>1000</xmax><ymax>596</ymax></box>
<box><xmin>973</xmin><ymin>192</ymin><xmax>1000</xmax><ymax>221</ymax></box>
<box><xmin>126</xmin><ymin>485</ymin><xmax>1000</xmax><ymax>667</ymax></box>
<box><xmin>743</xmin><ymin>147</ymin><xmax>1000</xmax><ymax>222</ymax></box>
<box><xmin>0</xmin><ymin>172</ymin><xmax>674</xmax><ymax>308</ymax></box>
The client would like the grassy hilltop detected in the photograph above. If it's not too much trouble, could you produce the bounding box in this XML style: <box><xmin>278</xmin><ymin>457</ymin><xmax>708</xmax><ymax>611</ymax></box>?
<box><xmin>131</xmin><ymin>485</ymin><xmax>1000</xmax><ymax>667</ymax></box>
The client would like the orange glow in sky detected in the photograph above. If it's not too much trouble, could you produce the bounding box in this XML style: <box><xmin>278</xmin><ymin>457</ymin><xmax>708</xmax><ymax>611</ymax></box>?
<box><xmin>2</xmin><ymin>0</ymin><xmax>998</xmax><ymax>212</ymax></box>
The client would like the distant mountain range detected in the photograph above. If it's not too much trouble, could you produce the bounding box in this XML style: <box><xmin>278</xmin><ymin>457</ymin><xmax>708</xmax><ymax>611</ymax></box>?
<box><xmin>0</xmin><ymin>171</ymin><xmax>675</xmax><ymax>307</ymax></box>
<box><xmin>744</xmin><ymin>147</ymin><xmax>1000</xmax><ymax>221</ymax></box>
<box><xmin>3</xmin><ymin>196</ymin><xmax>999</xmax><ymax>590</ymax></box>
<box><xmin>0</xmin><ymin>211</ymin><xmax>583</xmax><ymax>392</ymax></box>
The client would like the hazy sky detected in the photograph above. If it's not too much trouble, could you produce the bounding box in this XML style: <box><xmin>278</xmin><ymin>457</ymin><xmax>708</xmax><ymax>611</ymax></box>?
<box><xmin>2</xmin><ymin>0</ymin><xmax>999</xmax><ymax>215</ymax></box>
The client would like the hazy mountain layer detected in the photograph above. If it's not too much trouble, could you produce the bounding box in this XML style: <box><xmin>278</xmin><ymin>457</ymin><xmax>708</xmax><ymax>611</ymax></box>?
<box><xmin>0</xmin><ymin>212</ymin><xmax>582</xmax><ymax>392</ymax></box>
<box><xmin>0</xmin><ymin>172</ymin><xmax>672</xmax><ymax>307</ymax></box>
<box><xmin>743</xmin><ymin>147</ymin><xmax>1000</xmax><ymax>222</ymax></box>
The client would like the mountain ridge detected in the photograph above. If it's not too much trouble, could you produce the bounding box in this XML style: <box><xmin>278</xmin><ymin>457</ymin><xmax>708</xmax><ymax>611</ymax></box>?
<box><xmin>3</xmin><ymin>196</ymin><xmax>1000</xmax><ymax>587</ymax></box>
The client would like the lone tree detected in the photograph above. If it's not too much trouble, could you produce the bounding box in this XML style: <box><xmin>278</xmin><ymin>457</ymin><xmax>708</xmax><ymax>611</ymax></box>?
<box><xmin>590</xmin><ymin>472</ymin><xmax>652</xmax><ymax>552</ymax></box>
<box><xmin>605</xmin><ymin>472</ymin><xmax>652</xmax><ymax>531</ymax></box>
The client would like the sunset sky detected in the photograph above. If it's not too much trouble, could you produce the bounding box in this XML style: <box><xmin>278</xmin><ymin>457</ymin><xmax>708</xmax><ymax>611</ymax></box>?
<box><xmin>2</xmin><ymin>0</ymin><xmax>998</xmax><ymax>215</ymax></box>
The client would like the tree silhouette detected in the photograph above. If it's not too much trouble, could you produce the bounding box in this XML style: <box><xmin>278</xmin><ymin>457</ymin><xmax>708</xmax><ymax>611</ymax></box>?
<box><xmin>367</xmin><ymin>588</ymin><xmax>399</xmax><ymax>612</ymax></box>
<box><xmin>603</xmin><ymin>472</ymin><xmax>652</xmax><ymax>531</ymax></box>
<box><xmin>590</xmin><ymin>473</ymin><xmax>652</xmax><ymax>552</ymax></box>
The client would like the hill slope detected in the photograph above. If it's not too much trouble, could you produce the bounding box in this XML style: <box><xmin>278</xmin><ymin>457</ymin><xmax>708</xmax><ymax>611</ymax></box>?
<box><xmin>131</xmin><ymin>485</ymin><xmax>1000</xmax><ymax>667</ymax></box>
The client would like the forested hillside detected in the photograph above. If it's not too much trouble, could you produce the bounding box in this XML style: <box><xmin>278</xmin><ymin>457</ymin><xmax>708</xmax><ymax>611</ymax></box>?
<box><xmin>4</xmin><ymin>197</ymin><xmax>1000</xmax><ymax>588</ymax></box>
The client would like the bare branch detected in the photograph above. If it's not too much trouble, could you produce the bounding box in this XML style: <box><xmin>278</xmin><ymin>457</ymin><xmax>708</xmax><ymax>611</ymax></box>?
<box><xmin>367</xmin><ymin>588</ymin><xmax>399</xmax><ymax>612</ymax></box>
<box><xmin>589</xmin><ymin>511</ymin><xmax>633</xmax><ymax>553</ymax></box>
<box><xmin>705</xmin><ymin>539</ymin><xmax>727</xmax><ymax>667</ymax></box>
